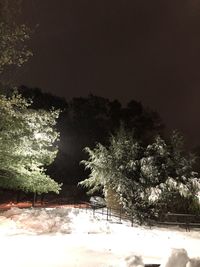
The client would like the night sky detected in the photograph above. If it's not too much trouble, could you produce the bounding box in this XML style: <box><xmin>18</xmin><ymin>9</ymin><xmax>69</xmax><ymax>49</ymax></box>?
<box><xmin>16</xmin><ymin>0</ymin><xmax>200</xmax><ymax>147</ymax></box>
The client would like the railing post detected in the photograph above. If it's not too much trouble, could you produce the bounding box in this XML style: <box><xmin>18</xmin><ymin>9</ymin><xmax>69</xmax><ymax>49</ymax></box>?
<box><xmin>131</xmin><ymin>214</ymin><xmax>133</xmax><ymax>227</ymax></box>
<box><xmin>93</xmin><ymin>206</ymin><xmax>95</xmax><ymax>216</ymax></box>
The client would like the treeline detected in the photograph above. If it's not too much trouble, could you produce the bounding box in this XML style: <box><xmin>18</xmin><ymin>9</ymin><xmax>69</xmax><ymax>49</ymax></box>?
<box><xmin>18</xmin><ymin>86</ymin><xmax>200</xmax><ymax>219</ymax></box>
<box><xmin>2</xmin><ymin>85</ymin><xmax>200</xmax><ymax>217</ymax></box>
<box><xmin>18</xmin><ymin>86</ymin><xmax>164</xmax><ymax>188</ymax></box>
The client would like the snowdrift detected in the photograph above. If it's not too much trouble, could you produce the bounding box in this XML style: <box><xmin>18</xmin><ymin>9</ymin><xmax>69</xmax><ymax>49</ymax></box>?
<box><xmin>0</xmin><ymin>207</ymin><xmax>199</xmax><ymax>267</ymax></box>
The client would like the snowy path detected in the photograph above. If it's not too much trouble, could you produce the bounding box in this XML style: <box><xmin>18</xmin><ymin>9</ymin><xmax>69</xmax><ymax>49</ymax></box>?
<box><xmin>0</xmin><ymin>207</ymin><xmax>199</xmax><ymax>266</ymax></box>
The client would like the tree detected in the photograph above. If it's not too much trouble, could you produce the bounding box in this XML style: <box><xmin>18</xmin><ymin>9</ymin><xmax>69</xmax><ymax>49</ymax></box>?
<box><xmin>0</xmin><ymin>0</ymin><xmax>32</xmax><ymax>75</ymax></box>
<box><xmin>18</xmin><ymin>86</ymin><xmax>71</xmax><ymax>185</ymax></box>
<box><xmin>148</xmin><ymin>132</ymin><xmax>200</xmax><ymax>215</ymax></box>
<box><xmin>18</xmin><ymin>86</ymin><xmax>68</xmax><ymax>111</ymax></box>
<box><xmin>0</xmin><ymin>1</ymin><xmax>61</xmax><ymax>199</ymax></box>
<box><xmin>80</xmin><ymin>127</ymin><xmax>200</xmax><ymax>224</ymax></box>
<box><xmin>0</xmin><ymin>92</ymin><xmax>61</xmax><ymax>195</ymax></box>
<box><xmin>121</xmin><ymin>100</ymin><xmax>164</xmax><ymax>144</ymax></box>
<box><xmin>80</xmin><ymin>126</ymin><xmax>146</xmax><ymax>219</ymax></box>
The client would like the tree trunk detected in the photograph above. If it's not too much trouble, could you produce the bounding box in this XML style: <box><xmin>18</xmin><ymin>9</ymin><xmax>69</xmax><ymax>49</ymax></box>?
<box><xmin>32</xmin><ymin>192</ymin><xmax>37</xmax><ymax>207</ymax></box>
<box><xmin>16</xmin><ymin>191</ymin><xmax>21</xmax><ymax>203</ymax></box>
<box><xmin>104</xmin><ymin>187</ymin><xmax>122</xmax><ymax>210</ymax></box>
<box><xmin>41</xmin><ymin>194</ymin><xmax>45</xmax><ymax>205</ymax></box>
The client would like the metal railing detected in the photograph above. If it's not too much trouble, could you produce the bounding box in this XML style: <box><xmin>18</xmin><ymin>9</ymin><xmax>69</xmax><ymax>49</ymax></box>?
<box><xmin>81</xmin><ymin>202</ymin><xmax>200</xmax><ymax>231</ymax></box>
<box><xmin>149</xmin><ymin>212</ymin><xmax>200</xmax><ymax>232</ymax></box>
<box><xmin>83</xmin><ymin>202</ymin><xmax>138</xmax><ymax>227</ymax></box>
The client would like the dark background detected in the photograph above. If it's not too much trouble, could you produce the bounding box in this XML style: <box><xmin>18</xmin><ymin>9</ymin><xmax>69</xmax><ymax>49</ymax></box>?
<box><xmin>14</xmin><ymin>0</ymin><xmax>200</xmax><ymax>148</ymax></box>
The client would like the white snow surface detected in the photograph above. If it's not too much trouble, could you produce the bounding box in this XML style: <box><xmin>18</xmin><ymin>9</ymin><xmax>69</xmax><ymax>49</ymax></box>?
<box><xmin>0</xmin><ymin>207</ymin><xmax>199</xmax><ymax>267</ymax></box>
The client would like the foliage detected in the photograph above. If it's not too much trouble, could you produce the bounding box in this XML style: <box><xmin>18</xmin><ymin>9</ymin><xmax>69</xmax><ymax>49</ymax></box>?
<box><xmin>18</xmin><ymin>86</ymin><xmax>68</xmax><ymax>111</ymax></box>
<box><xmin>80</xmin><ymin>127</ymin><xmax>200</xmax><ymax>224</ymax></box>
<box><xmin>80</xmin><ymin>126</ymin><xmax>147</xmax><ymax>222</ymax></box>
<box><xmin>0</xmin><ymin>0</ymin><xmax>32</xmax><ymax>75</ymax></box>
<box><xmin>68</xmin><ymin>95</ymin><xmax>163</xmax><ymax>146</ymax></box>
<box><xmin>17</xmin><ymin>89</ymin><xmax>163</xmax><ymax>186</ymax></box>
<box><xmin>141</xmin><ymin>132</ymin><xmax>200</xmax><ymax>216</ymax></box>
<box><xmin>0</xmin><ymin>1</ymin><xmax>61</xmax><ymax>196</ymax></box>
<box><xmin>0</xmin><ymin>92</ymin><xmax>62</xmax><ymax>194</ymax></box>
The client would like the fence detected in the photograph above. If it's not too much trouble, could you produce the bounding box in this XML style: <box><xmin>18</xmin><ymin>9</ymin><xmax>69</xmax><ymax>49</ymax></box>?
<box><xmin>149</xmin><ymin>213</ymin><xmax>200</xmax><ymax>232</ymax></box>
<box><xmin>81</xmin><ymin>202</ymin><xmax>200</xmax><ymax>231</ymax></box>
<box><xmin>83</xmin><ymin>202</ymin><xmax>135</xmax><ymax>226</ymax></box>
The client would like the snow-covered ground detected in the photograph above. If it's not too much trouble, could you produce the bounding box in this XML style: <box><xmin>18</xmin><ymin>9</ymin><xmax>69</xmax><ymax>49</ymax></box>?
<box><xmin>0</xmin><ymin>207</ymin><xmax>199</xmax><ymax>267</ymax></box>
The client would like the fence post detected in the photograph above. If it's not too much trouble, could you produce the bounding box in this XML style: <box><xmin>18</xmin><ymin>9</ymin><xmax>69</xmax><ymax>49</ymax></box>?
<box><xmin>93</xmin><ymin>207</ymin><xmax>95</xmax><ymax>216</ymax></box>
<box><xmin>131</xmin><ymin>214</ymin><xmax>133</xmax><ymax>227</ymax></box>
<box><xmin>107</xmin><ymin>207</ymin><xmax>109</xmax><ymax>221</ymax></box>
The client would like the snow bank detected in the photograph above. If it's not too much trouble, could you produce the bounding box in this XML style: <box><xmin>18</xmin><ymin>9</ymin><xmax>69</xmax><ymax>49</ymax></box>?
<box><xmin>187</xmin><ymin>258</ymin><xmax>200</xmax><ymax>267</ymax></box>
<box><xmin>122</xmin><ymin>249</ymin><xmax>200</xmax><ymax>267</ymax></box>
<box><xmin>160</xmin><ymin>249</ymin><xmax>200</xmax><ymax>267</ymax></box>
<box><xmin>122</xmin><ymin>254</ymin><xmax>144</xmax><ymax>267</ymax></box>
<box><xmin>160</xmin><ymin>249</ymin><xmax>189</xmax><ymax>267</ymax></box>
<box><xmin>0</xmin><ymin>207</ymin><xmax>113</xmax><ymax>235</ymax></box>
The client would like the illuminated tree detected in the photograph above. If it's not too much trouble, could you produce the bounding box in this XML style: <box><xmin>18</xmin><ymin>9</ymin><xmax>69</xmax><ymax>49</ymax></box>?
<box><xmin>0</xmin><ymin>92</ymin><xmax>61</xmax><ymax>195</ymax></box>
<box><xmin>0</xmin><ymin>1</ymin><xmax>61</xmax><ymax>198</ymax></box>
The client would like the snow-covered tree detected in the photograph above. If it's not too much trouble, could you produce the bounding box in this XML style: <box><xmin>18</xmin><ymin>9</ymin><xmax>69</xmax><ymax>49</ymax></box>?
<box><xmin>147</xmin><ymin>132</ymin><xmax>200</xmax><ymax>215</ymax></box>
<box><xmin>80</xmin><ymin>126</ymin><xmax>147</xmax><ymax>221</ymax></box>
<box><xmin>80</xmin><ymin>127</ymin><xmax>200</xmax><ymax>224</ymax></box>
<box><xmin>0</xmin><ymin>1</ymin><xmax>61</xmax><ymax>196</ymax></box>
<box><xmin>0</xmin><ymin>92</ymin><xmax>62</xmax><ymax>194</ymax></box>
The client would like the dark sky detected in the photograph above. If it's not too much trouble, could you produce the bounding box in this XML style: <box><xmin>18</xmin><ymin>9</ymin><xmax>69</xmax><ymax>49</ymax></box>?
<box><xmin>16</xmin><ymin>0</ymin><xmax>200</xmax><ymax>147</ymax></box>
